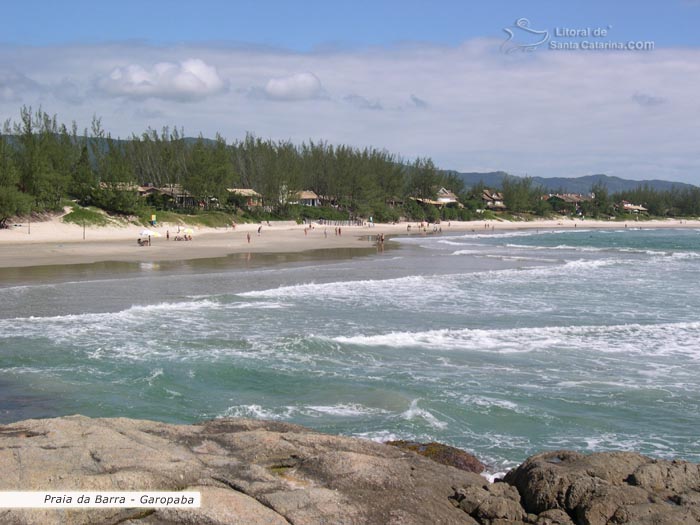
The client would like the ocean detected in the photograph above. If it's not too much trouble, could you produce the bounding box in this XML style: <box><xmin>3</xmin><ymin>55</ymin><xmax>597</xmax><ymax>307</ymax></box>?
<box><xmin>1</xmin><ymin>227</ymin><xmax>699</xmax><ymax>477</ymax></box>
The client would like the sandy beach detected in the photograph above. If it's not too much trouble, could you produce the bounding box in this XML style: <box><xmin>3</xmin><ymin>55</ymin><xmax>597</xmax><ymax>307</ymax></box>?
<box><xmin>0</xmin><ymin>213</ymin><xmax>698</xmax><ymax>269</ymax></box>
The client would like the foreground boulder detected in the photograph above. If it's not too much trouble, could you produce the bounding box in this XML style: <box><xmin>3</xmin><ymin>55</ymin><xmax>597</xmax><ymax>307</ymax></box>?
<box><xmin>0</xmin><ymin>415</ymin><xmax>487</xmax><ymax>524</ymax></box>
<box><xmin>0</xmin><ymin>416</ymin><xmax>698</xmax><ymax>524</ymax></box>
<box><xmin>504</xmin><ymin>450</ymin><xmax>700</xmax><ymax>525</ymax></box>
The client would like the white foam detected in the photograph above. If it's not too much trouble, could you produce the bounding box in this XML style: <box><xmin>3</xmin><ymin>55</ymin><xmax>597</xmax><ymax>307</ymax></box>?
<box><xmin>3</xmin><ymin>299</ymin><xmax>219</xmax><ymax>325</ymax></box>
<box><xmin>505</xmin><ymin>243</ymin><xmax>606</xmax><ymax>253</ymax></box>
<box><xmin>437</xmin><ymin>239</ymin><xmax>469</xmax><ymax>246</ymax></box>
<box><xmin>482</xmin><ymin>470</ymin><xmax>510</xmax><ymax>483</ymax></box>
<box><xmin>453</xmin><ymin>229</ymin><xmax>593</xmax><ymax>240</ymax></box>
<box><xmin>239</xmin><ymin>275</ymin><xmax>433</xmax><ymax>300</ymax></box>
<box><xmin>221</xmin><ymin>404</ymin><xmax>295</xmax><ymax>420</ymax></box>
<box><xmin>237</xmin><ymin>275</ymin><xmax>462</xmax><ymax>312</ymax></box>
<box><xmin>219</xmin><ymin>403</ymin><xmax>387</xmax><ymax>421</ymax></box>
<box><xmin>227</xmin><ymin>301</ymin><xmax>287</xmax><ymax>310</ymax></box>
<box><xmin>462</xmin><ymin>395</ymin><xmax>520</xmax><ymax>412</ymax></box>
<box><xmin>302</xmin><ymin>404</ymin><xmax>389</xmax><ymax>417</ymax></box>
<box><xmin>352</xmin><ymin>430</ymin><xmax>407</xmax><ymax>443</ymax></box>
<box><xmin>235</xmin><ymin>258</ymin><xmax>618</xmax><ymax>311</ymax></box>
<box><xmin>331</xmin><ymin>320</ymin><xmax>700</xmax><ymax>358</ymax></box>
<box><xmin>401</xmin><ymin>399</ymin><xmax>448</xmax><ymax>429</ymax></box>
<box><xmin>140</xmin><ymin>368</ymin><xmax>163</xmax><ymax>386</ymax></box>
<box><xmin>550</xmin><ymin>432</ymin><xmax>683</xmax><ymax>460</ymax></box>
<box><xmin>670</xmin><ymin>251</ymin><xmax>700</xmax><ymax>259</ymax></box>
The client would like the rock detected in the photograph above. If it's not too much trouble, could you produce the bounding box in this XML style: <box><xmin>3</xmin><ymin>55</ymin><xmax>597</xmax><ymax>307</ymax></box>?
<box><xmin>147</xmin><ymin>486</ymin><xmax>289</xmax><ymax>525</ymax></box>
<box><xmin>0</xmin><ymin>416</ymin><xmax>486</xmax><ymax>525</ymax></box>
<box><xmin>534</xmin><ymin>509</ymin><xmax>574</xmax><ymax>525</ymax></box>
<box><xmin>386</xmin><ymin>440</ymin><xmax>486</xmax><ymax>474</ymax></box>
<box><xmin>451</xmin><ymin>480</ymin><xmax>525</xmax><ymax>524</ymax></box>
<box><xmin>1</xmin><ymin>416</ymin><xmax>699</xmax><ymax>525</ymax></box>
<box><xmin>504</xmin><ymin>450</ymin><xmax>700</xmax><ymax>525</ymax></box>
<box><xmin>454</xmin><ymin>485</ymin><xmax>490</xmax><ymax>514</ymax></box>
<box><xmin>627</xmin><ymin>460</ymin><xmax>700</xmax><ymax>494</ymax></box>
<box><xmin>473</xmin><ymin>495</ymin><xmax>526</xmax><ymax>523</ymax></box>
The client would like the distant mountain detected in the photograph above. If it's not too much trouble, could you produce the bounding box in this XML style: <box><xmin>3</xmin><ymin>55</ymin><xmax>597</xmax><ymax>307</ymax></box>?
<box><xmin>448</xmin><ymin>171</ymin><xmax>696</xmax><ymax>194</ymax></box>
<box><xmin>447</xmin><ymin>171</ymin><xmax>511</xmax><ymax>189</ymax></box>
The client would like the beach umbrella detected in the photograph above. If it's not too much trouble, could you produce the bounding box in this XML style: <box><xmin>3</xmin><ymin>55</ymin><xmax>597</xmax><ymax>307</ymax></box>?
<box><xmin>183</xmin><ymin>228</ymin><xmax>194</xmax><ymax>235</ymax></box>
<box><xmin>140</xmin><ymin>229</ymin><xmax>161</xmax><ymax>237</ymax></box>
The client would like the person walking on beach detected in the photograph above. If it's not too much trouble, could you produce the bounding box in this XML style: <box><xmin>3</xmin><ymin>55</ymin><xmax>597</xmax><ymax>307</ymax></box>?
<box><xmin>166</xmin><ymin>230</ymin><xmax>169</xmax><ymax>240</ymax></box>
<box><xmin>247</xmin><ymin>233</ymin><xmax>251</xmax><ymax>244</ymax></box>
<box><xmin>257</xmin><ymin>225</ymin><xmax>262</xmax><ymax>236</ymax></box>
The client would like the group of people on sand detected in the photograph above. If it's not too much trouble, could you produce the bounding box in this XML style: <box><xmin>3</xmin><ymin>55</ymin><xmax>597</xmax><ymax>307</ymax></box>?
<box><xmin>406</xmin><ymin>221</ymin><xmax>445</xmax><ymax>234</ymax></box>
<box><xmin>166</xmin><ymin>230</ymin><xmax>192</xmax><ymax>241</ymax></box>
<box><xmin>137</xmin><ymin>230</ymin><xmax>193</xmax><ymax>246</ymax></box>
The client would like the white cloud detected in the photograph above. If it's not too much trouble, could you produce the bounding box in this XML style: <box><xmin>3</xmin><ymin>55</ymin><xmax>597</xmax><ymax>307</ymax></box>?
<box><xmin>96</xmin><ymin>58</ymin><xmax>226</xmax><ymax>101</ymax></box>
<box><xmin>264</xmin><ymin>72</ymin><xmax>323</xmax><ymax>100</ymax></box>
<box><xmin>344</xmin><ymin>93</ymin><xmax>382</xmax><ymax>110</ymax></box>
<box><xmin>0</xmin><ymin>70</ymin><xmax>41</xmax><ymax>102</ymax></box>
<box><xmin>0</xmin><ymin>41</ymin><xmax>699</xmax><ymax>183</ymax></box>
<box><xmin>53</xmin><ymin>79</ymin><xmax>84</xmax><ymax>105</ymax></box>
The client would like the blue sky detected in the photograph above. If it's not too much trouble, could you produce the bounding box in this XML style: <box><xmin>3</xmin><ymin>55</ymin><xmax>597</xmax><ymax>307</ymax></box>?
<box><xmin>3</xmin><ymin>0</ymin><xmax>699</xmax><ymax>49</ymax></box>
<box><xmin>1</xmin><ymin>1</ymin><xmax>699</xmax><ymax>182</ymax></box>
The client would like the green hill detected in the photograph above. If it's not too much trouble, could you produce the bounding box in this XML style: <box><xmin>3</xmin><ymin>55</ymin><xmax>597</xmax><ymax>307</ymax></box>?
<box><xmin>449</xmin><ymin>171</ymin><xmax>696</xmax><ymax>193</ymax></box>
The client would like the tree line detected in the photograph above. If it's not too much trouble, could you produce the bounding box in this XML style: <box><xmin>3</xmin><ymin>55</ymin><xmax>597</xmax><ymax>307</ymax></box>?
<box><xmin>469</xmin><ymin>177</ymin><xmax>700</xmax><ymax>219</ymax></box>
<box><xmin>1</xmin><ymin>106</ymin><xmax>698</xmax><ymax>226</ymax></box>
<box><xmin>0</xmin><ymin>107</ymin><xmax>471</xmax><ymax>226</ymax></box>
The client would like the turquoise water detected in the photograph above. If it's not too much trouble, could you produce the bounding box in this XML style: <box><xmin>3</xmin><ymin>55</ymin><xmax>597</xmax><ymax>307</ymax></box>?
<box><xmin>1</xmin><ymin>228</ymin><xmax>699</xmax><ymax>475</ymax></box>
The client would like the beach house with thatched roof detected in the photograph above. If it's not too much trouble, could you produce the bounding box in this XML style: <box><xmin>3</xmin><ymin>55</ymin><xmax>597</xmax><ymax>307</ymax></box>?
<box><xmin>481</xmin><ymin>189</ymin><xmax>506</xmax><ymax>210</ymax></box>
<box><xmin>294</xmin><ymin>190</ymin><xmax>320</xmax><ymax>207</ymax></box>
<box><xmin>227</xmin><ymin>188</ymin><xmax>263</xmax><ymax>208</ymax></box>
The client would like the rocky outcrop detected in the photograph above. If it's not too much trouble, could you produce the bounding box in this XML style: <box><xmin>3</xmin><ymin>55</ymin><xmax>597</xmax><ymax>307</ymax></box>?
<box><xmin>386</xmin><ymin>440</ymin><xmax>486</xmax><ymax>474</ymax></box>
<box><xmin>0</xmin><ymin>416</ymin><xmax>698</xmax><ymax>525</ymax></box>
<box><xmin>504</xmin><ymin>450</ymin><xmax>700</xmax><ymax>525</ymax></box>
<box><xmin>0</xmin><ymin>415</ymin><xmax>485</xmax><ymax>525</ymax></box>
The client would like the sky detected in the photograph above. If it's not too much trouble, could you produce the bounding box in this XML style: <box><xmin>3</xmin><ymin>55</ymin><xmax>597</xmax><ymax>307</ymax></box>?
<box><xmin>1</xmin><ymin>0</ymin><xmax>699</xmax><ymax>183</ymax></box>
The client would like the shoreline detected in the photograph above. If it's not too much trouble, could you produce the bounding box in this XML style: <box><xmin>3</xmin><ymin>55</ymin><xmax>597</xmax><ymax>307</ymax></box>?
<box><xmin>1</xmin><ymin>215</ymin><xmax>698</xmax><ymax>269</ymax></box>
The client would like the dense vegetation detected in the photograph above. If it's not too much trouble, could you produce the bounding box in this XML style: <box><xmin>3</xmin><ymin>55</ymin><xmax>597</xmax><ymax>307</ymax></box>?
<box><xmin>490</xmin><ymin>178</ymin><xmax>700</xmax><ymax>219</ymax></box>
<box><xmin>0</xmin><ymin>107</ymin><xmax>698</xmax><ymax>227</ymax></box>
<box><xmin>0</xmin><ymin>107</ymin><xmax>473</xmax><ymax>226</ymax></box>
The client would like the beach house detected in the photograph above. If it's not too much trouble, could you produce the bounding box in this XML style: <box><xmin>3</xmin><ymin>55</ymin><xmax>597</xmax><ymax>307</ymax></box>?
<box><xmin>227</xmin><ymin>188</ymin><xmax>263</xmax><ymax>208</ymax></box>
<box><xmin>436</xmin><ymin>187</ymin><xmax>459</xmax><ymax>205</ymax></box>
<box><xmin>544</xmin><ymin>193</ymin><xmax>591</xmax><ymax>215</ymax></box>
<box><xmin>619</xmin><ymin>200</ymin><xmax>648</xmax><ymax>213</ymax></box>
<box><xmin>481</xmin><ymin>189</ymin><xmax>506</xmax><ymax>210</ymax></box>
<box><xmin>294</xmin><ymin>190</ymin><xmax>321</xmax><ymax>207</ymax></box>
